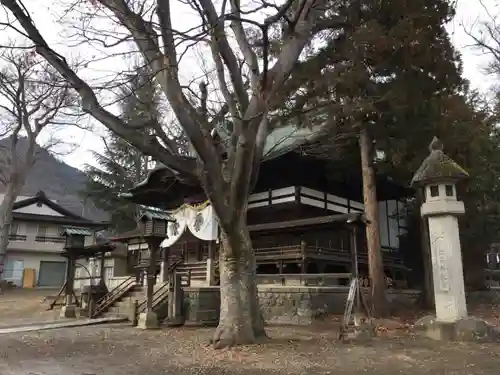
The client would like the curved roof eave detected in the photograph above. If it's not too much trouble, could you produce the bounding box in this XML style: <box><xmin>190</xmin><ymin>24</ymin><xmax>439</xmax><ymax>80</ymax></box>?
<box><xmin>127</xmin><ymin>122</ymin><xmax>329</xmax><ymax>195</ymax></box>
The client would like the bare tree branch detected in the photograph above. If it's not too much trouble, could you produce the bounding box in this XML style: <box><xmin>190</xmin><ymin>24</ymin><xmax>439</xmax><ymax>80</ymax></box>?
<box><xmin>1</xmin><ymin>0</ymin><xmax>197</xmax><ymax>176</ymax></box>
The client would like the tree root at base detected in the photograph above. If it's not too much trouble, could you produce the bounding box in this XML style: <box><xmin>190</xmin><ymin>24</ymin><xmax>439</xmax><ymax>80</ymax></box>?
<box><xmin>209</xmin><ymin>326</ymin><xmax>268</xmax><ymax>349</ymax></box>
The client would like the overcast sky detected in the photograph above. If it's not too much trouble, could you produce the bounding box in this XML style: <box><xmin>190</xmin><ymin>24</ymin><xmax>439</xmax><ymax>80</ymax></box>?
<box><xmin>1</xmin><ymin>0</ymin><xmax>499</xmax><ymax>170</ymax></box>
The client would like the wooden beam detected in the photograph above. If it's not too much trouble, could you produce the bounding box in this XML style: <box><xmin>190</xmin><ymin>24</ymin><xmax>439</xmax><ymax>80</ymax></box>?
<box><xmin>248</xmin><ymin>213</ymin><xmax>364</xmax><ymax>233</ymax></box>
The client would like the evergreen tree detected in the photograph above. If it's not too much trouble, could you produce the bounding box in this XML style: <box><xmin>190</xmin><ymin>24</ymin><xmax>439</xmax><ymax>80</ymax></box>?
<box><xmin>295</xmin><ymin>0</ymin><xmax>500</xmax><ymax>292</ymax></box>
<box><xmin>281</xmin><ymin>0</ymin><xmax>470</xmax><ymax>311</ymax></box>
<box><xmin>83</xmin><ymin>67</ymin><xmax>160</xmax><ymax>233</ymax></box>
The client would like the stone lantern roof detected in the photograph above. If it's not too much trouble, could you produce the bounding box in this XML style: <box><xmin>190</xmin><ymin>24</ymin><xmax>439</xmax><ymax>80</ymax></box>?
<box><xmin>411</xmin><ymin>137</ymin><xmax>469</xmax><ymax>187</ymax></box>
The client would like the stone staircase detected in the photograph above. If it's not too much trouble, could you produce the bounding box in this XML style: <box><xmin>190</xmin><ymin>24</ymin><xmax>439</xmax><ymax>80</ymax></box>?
<box><xmin>95</xmin><ymin>260</ymin><xmax>184</xmax><ymax>320</ymax></box>
<box><xmin>176</xmin><ymin>261</ymin><xmax>207</xmax><ymax>286</ymax></box>
<box><xmin>103</xmin><ymin>282</ymin><xmax>170</xmax><ymax>318</ymax></box>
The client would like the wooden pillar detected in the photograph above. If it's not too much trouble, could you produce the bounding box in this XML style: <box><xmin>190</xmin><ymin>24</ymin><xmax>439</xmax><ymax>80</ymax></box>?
<box><xmin>146</xmin><ymin>243</ymin><xmax>158</xmax><ymax>312</ymax></box>
<box><xmin>162</xmin><ymin>246</ymin><xmax>170</xmax><ymax>282</ymax></box>
<box><xmin>65</xmin><ymin>254</ymin><xmax>75</xmax><ymax>305</ymax></box>
<box><xmin>60</xmin><ymin>252</ymin><xmax>78</xmax><ymax>318</ymax></box>
<box><xmin>99</xmin><ymin>251</ymin><xmax>106</xmax><ymax>287</ymax></box>
<box><xmin>300</xmin><ymin>240</ymin><xmax>307</xmax><ymax>274</ymax></box>
<box><xmin>208</xmin><ymin>241</ymin><xmax>214</xmax><ymax>261</ymax></box>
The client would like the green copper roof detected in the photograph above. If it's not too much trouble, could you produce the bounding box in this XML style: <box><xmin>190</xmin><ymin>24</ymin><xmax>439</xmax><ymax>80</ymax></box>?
<box><xmin>214</xmin><ymin>121</ymin><xmax>329</xmax><ymax>160</ymax></box>
<box><xmin>61</xmin><ymin>227</ymin><xmax>93</xmax><ymax>236</ymax></box>
<box><xmin>139</xmin><ymin>210</ymin><xmax>173</xmax><ymax>221</ymax></box>
<box><xmin>411</xmin><ymin>137</ymin><xmax>469</xmax><ymax>186</ymax></box>
<box><xmin>120</xmin><ymin>120</ymin><xmax>330</xmax><ymax>202</ymax></box>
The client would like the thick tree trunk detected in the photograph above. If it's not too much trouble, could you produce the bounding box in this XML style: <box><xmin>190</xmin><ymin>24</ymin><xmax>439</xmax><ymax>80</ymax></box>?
<box><xmin>0</xmin><ymin>182</ymin><xmax>19</xmax><ymax>280</ymax></box>
<box><xmin>213</xmin><ymin>220</ymin><xmax>266</xmax><ymax>348</ymax></box>
<box><xmin>359</xmin><ymin>127</ymin><xmax>388</xmax><ymax>317</ymax></box>
<box><xmin>417</xmin><ymin>189</ymin><xmax>435</xmax><ymax>309</ymax></box>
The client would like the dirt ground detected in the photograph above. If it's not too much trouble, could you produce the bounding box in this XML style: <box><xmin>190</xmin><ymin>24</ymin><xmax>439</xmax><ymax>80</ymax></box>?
<box><xmin>0</xmin><ymin>288</ymin><xmax>60</xmax><ymax>327</ymax></box>
<box><xmin>1</xmin><ymin>323</ymin><xmax>500</xmax><ymax>375</ymax></box>
<box><xmin>0</xmin><ymin>289</ymin><xmax>500</xmax><ymax>375</ymax></box>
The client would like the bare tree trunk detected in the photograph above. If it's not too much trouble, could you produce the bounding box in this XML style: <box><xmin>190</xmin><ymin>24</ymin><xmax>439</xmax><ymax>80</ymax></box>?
<box><xmin>133</xmin><ymin>150</ymin><xmax>144</xmax><ymax>221</ymax></box>
<box><xmin>359</xmin><ymin>127</ymin><xmax>387</xmax><ymax>317</ymax></box>
<box><xmin>213</xmin><ymin>219</ymin><xmax>266</xmax><ymax>348</ymax></box>
<box><xmin>0</xmin><ymin>181</ymin><xmax>20</xmax><ymax>279</ymax></box>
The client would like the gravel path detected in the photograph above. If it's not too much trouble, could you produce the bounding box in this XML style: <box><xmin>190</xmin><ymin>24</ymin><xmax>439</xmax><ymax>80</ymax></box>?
<box><xmin>0</xmin><ymin>324</ymin><xmax>499</xmax><ymax>375</ymax></box>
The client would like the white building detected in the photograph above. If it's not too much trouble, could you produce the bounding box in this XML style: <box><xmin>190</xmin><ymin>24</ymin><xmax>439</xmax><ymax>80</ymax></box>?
<box><xmin>2</xmin><ymin>191</ymin><xmax>106</xmax><ymax>288</ymax></box>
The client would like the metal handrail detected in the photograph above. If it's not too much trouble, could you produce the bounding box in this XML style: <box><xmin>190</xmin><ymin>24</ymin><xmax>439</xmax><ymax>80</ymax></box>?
<box><xmin>91</xmin><ymin>276</ymin><xmax>135</xmax><ymax>318</ymax></box>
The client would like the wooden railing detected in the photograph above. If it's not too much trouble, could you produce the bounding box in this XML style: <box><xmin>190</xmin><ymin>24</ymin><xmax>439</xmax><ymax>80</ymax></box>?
<box><xmin>91</xmin><ymin>276</ymin><xmax>136</xmax><ymax>318</ymax></box>
<box><xmin>253</xmin><ymin>243</ymin><xmax>406</xmax><ymax>268</ymax></box>
<box><xmin>257</xmin><ymin>272</ymin><xmax>352</xmax><ymax>286</ymax></box>
<box><xmin>137</xmin><ymin>260</ymin><xmax>182</xmax><ymax>314</ymax></box>
<box><xmin>176</xmin><ymin>261</ymin><xmax>207</xmax><ymax>281</ymax></box>
<box><xmin>254</xmin><ymin>245</ymin><xmax>303</xmax><ymax>259</ymax></box>
<box><xmin>304</xmin><ymin>246</ymin><xmax>349</xmax><ymax>259</ymax></box>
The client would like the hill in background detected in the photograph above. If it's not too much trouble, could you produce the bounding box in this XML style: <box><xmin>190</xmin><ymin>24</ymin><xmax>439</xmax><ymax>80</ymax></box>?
<box><xmin>0</xmin><ymin>137</ymin><xmax>109</xmax><ymax>223</ymax></box>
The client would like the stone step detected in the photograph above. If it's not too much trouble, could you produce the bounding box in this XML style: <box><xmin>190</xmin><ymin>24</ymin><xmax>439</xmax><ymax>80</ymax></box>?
<box><xmin>106</xmin><ymin>296</ymin><xmax>170</xmax><ymax>317</ymax></box>
<box><xmin>177</xmin><ymin>266</ymin><xmax>207</xmax><ymax>272</ymax></box>
<box><xmin>97</xmin><ymin>282</ymin><xmax>170</xmax><ymax>317</ymax></box>
<box><xmin>115</xmin><ymin>299</ymin><xmax>135</xmax><ymax>308</ymax></box>
<box><xmin>177</xmin><ymin>263</ymin><xmax>206</xmax><ymax>268</ymax></box>
<box><xmin>177</xmin><ymin>272</ymin><xmax>206</xmax><ymax>280</ymax></box>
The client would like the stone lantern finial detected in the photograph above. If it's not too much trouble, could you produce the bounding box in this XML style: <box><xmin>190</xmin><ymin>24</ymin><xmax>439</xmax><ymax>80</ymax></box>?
<box><xmin>429</xmin><ymin>136</ymin><xmax>443</xmax><ymax>152</ymax></box>
<box><xmin>411</xmin><ymin>137</ymin><xmax>469</xmax><ymax>187</ymax></box>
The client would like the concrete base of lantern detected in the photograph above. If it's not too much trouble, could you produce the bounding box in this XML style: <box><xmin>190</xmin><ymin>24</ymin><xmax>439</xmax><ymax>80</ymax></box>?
<box><xmin>137</xmin><ymin>311</ymin><xmax>159</xmax><ymax>330</ymax></box>
<box><xmin>60</xmin><ymin>304</ymin><xmax>79</xmax><ymax>319</ymax></box>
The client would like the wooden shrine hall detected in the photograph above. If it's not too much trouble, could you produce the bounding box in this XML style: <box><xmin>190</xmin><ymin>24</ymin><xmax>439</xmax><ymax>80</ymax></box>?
<box><xmin>119</xmin><ymin>150</ymin><xmax>413</xmax><ymax>287</ymax></box>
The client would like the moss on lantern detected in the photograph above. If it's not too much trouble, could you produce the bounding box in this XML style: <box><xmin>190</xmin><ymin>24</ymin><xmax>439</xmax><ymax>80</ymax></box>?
<box><xmin>411</xmin><ymin>137</ymin><xmax>469</xmax><ymax>187</ymax></box>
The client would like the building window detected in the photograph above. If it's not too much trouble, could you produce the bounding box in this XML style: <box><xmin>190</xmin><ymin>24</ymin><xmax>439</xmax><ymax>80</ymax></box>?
<box><xmin>37</xmin><ymin>224</ymin><xmax>48</xmax><ymax>238</ymax></box>
<box><xmin>445</xmin><ymin>185</ymin><xmax>454</xmax><ymax>197</ymax></box>
<box><xmin>10</xmin><ymin>222</ymin><xmax>18</xmax><ymax>235</ymax></box>
<box><xmin>8</xmin><ymin>221</ymin><xmax>26</xmax><ymax>241</ymax></box>
<box><xmin>430</xmin><ymin>185</ymin><xmax>439</xmax><ymax>197</ymax></box>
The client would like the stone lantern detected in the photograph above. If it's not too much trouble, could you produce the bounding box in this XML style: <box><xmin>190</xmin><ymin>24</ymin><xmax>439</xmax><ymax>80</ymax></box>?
<box><xmin>136</xmin><ymin>211</ymin><xmax>172</xmax><ymax>329</ymax></box>
<box><xmin>59</xmin><ymin>226</ymin><xmax>92</xmax><ymax>318</ymax></box>
<box><xmin>412</xmin><ymin>137</ymin><xmax>496</xmax><ymax>341</ymax></box>
<box><xmin>138</xmin><ymin>212</ymin><xmax>170</xmax><ymax>238</ymax></box>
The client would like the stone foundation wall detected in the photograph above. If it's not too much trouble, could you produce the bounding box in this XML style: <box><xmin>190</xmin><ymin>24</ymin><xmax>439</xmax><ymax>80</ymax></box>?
<box><xmin>184</xmin><ymin>287</ymin><xmax>220</xmax><ymax>325</ymax></box>
<box><xmin>182</xmin><ymin>286</ymin><xmax>500</xmax><ymax>326</ymax></box>
<box><xmin>183</xmin><ymin>286</ymin><xmax>421</xmax><ymax>326</ymax></box>
<box><xmin>259</xmin><ymin>287</ymin><xmax>421</xmax><ymax>325</ymax></box>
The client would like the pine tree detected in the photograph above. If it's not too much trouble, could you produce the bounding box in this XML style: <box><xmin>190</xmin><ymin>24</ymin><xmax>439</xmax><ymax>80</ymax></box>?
<box><xmin>83</xmin><ymin>67</ymin><xmax>161</xmax><ymax>233</ymax></box>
